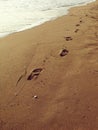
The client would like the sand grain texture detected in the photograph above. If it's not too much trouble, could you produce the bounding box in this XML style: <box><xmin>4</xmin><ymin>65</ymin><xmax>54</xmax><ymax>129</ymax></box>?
<box><xmin>0</xmin><ymin>1</ymin><xmax>98</xmax><ymax>130</ymax></box>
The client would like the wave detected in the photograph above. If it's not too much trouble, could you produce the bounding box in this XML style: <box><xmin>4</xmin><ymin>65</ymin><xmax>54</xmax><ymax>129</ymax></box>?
<box><xmin>0</xmin><ymin>0</ymin><xmax>96</xmax><ymax>37</ymax></box>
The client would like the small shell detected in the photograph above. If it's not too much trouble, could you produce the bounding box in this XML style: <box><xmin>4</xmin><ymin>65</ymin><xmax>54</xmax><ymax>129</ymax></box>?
<box><xmin>33</xmin><ymin>95</ymin><xmax>38</xmax><ymax>99</ymax></box>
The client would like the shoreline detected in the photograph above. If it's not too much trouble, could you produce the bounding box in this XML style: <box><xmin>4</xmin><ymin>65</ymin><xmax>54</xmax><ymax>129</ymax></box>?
<box><xmin>0</xmin><ymin>0</ymin><xmax>98</xmax><ymax>130</ymax></box>
<box><xmin>0</xmin><ymin>0</ymin><xmax>96</xmax><ymax>39</ymax></box>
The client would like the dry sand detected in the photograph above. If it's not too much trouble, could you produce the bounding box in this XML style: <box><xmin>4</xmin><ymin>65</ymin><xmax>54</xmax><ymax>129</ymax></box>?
<box><xmin>0</xmin><ymin>1</ymin><xmax>98</xmax><ymax>130</ymax></box>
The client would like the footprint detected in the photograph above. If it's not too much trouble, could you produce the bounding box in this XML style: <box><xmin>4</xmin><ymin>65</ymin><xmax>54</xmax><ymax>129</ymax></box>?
<box><xmin>76</xmin><ymin>24</ymin><xmax>80</xmax><ymax>27</ymax></box>
<box><xmin>60</xmin><ymin>49</ymin><xmax>69</xmax><ymax>57</ymax></box>
<box><xmin>75</xmin><ymin>29</ymin><xmax>79</xmax><ymax>33</ymax></box>
<box><xmin>27</xmin><ymin>68</ymin><xmax>43</xmax><ymax>80</ymax></box>
<box><xmin>64</xmin><ymin>36</ymin><xmax>73</xmax><ymax>41</ymax></box>
<box><xmin>80</xmin><ymin>20</ymin><xmax>82</xmax><ymax>23</ymax></box>
<box><xmin>85</xmin><ymin>14</ymin><xmax>88</xmax><ymax>17</ymax></box>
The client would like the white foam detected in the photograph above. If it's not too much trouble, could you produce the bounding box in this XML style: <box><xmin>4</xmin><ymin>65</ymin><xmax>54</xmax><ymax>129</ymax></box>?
<box><xmin>0</xmin><ymin>0</ymin><xmax>96</xmax><ymax>38</ymax></box>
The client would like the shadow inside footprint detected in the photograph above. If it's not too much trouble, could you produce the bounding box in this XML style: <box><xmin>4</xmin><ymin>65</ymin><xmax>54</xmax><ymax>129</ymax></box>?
<box><xmin>75</xmin><ymin>29</ymin><xmax>79</xmax><ymax>33</ymax></box>
<box><xmin>60</xmin><ymin>49</ymin><xmax>69</xmax><ymax>57</ymax></box>
<box><xmin>76</xmin><ymin>24</ymin><xmax>80</xmax><ymax>26</ymax></box>
<box><xmin>64</xmin><ymin>36</ymin><xmax>73</xmax><ymax>41</ymax></box>
<box><xmin>27</xmin><ymin>68</ymin><xmax>43</xmax><ymax>80</ymax></box>
<box><xmin>80</xmin><ymin>20</ymin><xmax>82</xmax><ymax>23</ymax></box>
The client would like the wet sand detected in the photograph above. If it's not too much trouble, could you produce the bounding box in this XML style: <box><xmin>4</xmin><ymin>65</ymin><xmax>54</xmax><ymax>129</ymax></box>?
<box><xmin>0</xmin><ymin>1</ymin><xmax>98</xmax><ymax>130</ymax></box>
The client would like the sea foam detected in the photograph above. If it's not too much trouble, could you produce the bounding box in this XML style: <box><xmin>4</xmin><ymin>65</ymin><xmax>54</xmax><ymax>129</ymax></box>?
<box><xmin>0</xmin><ymin>0</ymin><xmax>96</xmax><ymax>37</ymax></box>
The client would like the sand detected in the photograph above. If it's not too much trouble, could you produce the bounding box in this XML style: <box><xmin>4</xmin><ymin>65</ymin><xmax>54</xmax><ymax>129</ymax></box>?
<box><xmin>0</xmin><ymin>1</ymin><xmax>98</xmax><ymax>130</ymax></box>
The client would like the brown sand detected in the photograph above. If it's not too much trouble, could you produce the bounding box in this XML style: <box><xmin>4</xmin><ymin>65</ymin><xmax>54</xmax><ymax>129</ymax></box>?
<box><xmin>0</xmin><ymin>1</ymin><xmax>98</xmax><ymax>130</ymax></box>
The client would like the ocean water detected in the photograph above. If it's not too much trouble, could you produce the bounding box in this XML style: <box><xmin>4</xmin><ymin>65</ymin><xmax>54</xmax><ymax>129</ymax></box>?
<box><xmin>0</xmin><ymin>0</ymin><xmax>96</xmax><ymax>37</ymax></box>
